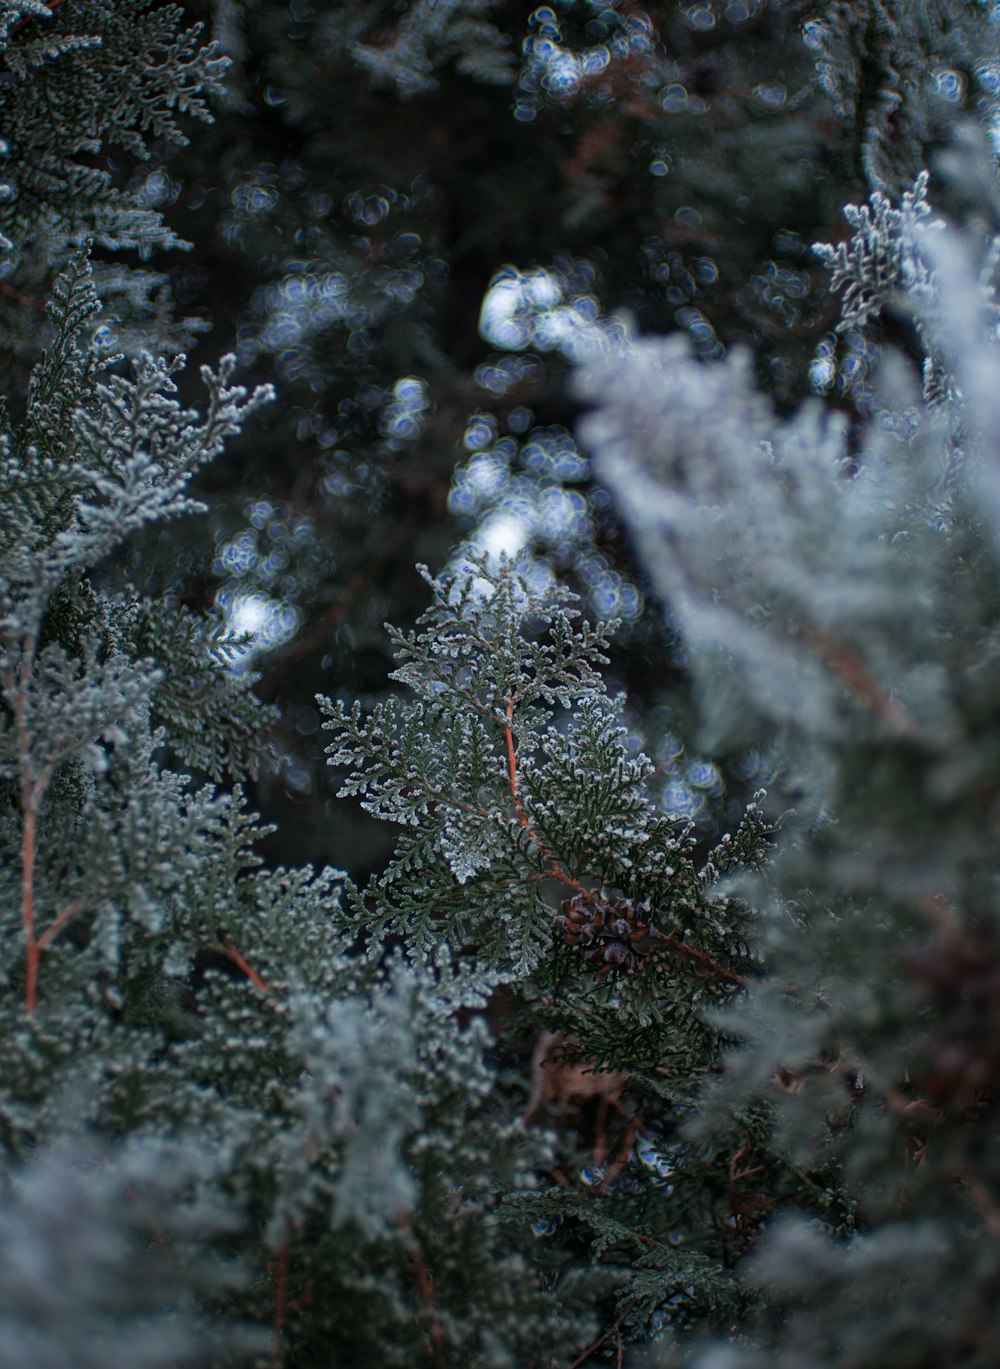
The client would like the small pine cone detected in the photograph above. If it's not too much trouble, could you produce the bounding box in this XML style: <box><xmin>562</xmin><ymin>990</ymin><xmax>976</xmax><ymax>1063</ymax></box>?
<box><xmin>553</xmin><ymin>894</ymin><xmax>654</xmax><ymax>977</ymax></box>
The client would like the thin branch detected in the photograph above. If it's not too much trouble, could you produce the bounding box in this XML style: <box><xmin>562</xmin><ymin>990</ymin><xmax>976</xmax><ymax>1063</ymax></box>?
<box><xmin>400</xmin><ymin>1210</ymin><xmax>446</xmax><ymax>1357</ymax></box>
<box><xmin>651</xmin><ymin>929</ymin><xmax>749</xmax><ymax>988</ymax></box>
<box><xmin>503</xmin><ymin>696</ymin><xmax>747</xmax><ymax>988</ymax></box>
<box><xmin>803</xmin><ymin>623</ymin><xmax>915</xmax><ymax>736</ymax></box>
<box><xmin>8</xmin><ymin>0</ymin><xmax>66</xmax><ymax>39</ymax></box>
<box><xmin>219</xmin><ymin>935</ymin><xmax>270</xmax><ymax>994</ymax></box>
<box><xmin>268</xmin><ymin>1239</ymin><xmax>289</xmax><ymax>1369</ymax></box>
<box><xmin>502</xmin><ymin>696</ymin><xmax>599</xmax><ymax>905</ymax></box>
<box><xmin>21</xmin><ymin>800</ymin><xmax>39</xmax><ymax>1014</ymax></box>
<box><xmin>568</xmin><ymin>1301</ymin><xmax>637</xmax><ymax>1369</ymax></box>
<box><xmin>0</xmin><ymin>280</ymin><xmax>44</xmax><ymax>309</ymax></box>
<box><xmin>35</xmin><ymin>897</ymin><xmax>81</xmax><ymax>952</ymax></box>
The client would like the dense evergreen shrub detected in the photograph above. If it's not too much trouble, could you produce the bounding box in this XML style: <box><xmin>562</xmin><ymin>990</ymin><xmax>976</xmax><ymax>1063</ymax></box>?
<box><xmin>2</xmin><ymin>2</ymin><xmax>999</xmax><ymax>1366</ymax></box>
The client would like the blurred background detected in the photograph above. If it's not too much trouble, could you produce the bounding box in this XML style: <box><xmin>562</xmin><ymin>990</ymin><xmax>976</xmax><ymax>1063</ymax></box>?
<box><xmin>103</xmin><ymin>0</ymin><xmax>996</xmax><ymax>876</ymax></box>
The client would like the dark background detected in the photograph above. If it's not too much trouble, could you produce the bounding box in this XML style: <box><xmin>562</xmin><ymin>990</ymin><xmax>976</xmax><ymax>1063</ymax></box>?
<box><xmin>124</xmin><ymin>0</ymin><xmax>986</xmax><ymax>874</ymax></box>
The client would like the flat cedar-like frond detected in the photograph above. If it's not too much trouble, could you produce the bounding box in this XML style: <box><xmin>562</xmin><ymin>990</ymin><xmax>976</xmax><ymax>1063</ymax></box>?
<box><xmin>5</xmin><ymin>0</ymin><xmax>1000</xmax><ymax>1363</ymax></box>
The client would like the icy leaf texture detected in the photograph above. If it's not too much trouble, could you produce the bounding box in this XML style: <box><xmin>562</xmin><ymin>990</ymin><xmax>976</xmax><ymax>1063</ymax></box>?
<box><xmin>349</xmin><ymin>0</ymin><xmax>514</xmax><ymax>97</ymax></box>
<box><xmin>578</xmin><ymin>330</ymin><xmax>934</xmax><ymax>756</ymax></box>
<box><xmin>813</xmin><ymin>170</ymin><xmax>941</xmax><ymax>331</ymax></box>
<box><xmin>0</xmin><ymin>262</ymin><xmax>590</xmax><ymax>1359</ymax></box>
<box><xmin>0</xmin><ymin>0</ymin><xmax>226</xmax><ymax>262</ymax></box>
<box><xmin>0</xmin><ymin>0</ymin><xmax>228</xmax><ymax>383</ymax></box>
<box><xmin>585</xmin><ymin>160</ymin><xmax>1000</xmax><ymax>1367</ymax></box>
<box><xmin>0</xmin><ymin>1138</ymin><xmax>258</xmax><ymax>1368</ymax></box>
<box><xmin>791</xmin><ymin>0</ymin><xmax>1000</xmax><ymax>192</ymax></box>
<box><xmin>323</xmin><ymin>554</ymin><xmax>767</xmax><ymax>985</ymax></box>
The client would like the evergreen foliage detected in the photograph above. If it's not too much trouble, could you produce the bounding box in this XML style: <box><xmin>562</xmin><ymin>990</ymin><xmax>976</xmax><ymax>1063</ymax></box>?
<box><xmin>2</xmin><ymin>0</ymin><xmax>1000</xmax><ymax>1366</ymax></box>
<box><xmin>0</xmin><ymin>0</ymin><xmax>227</xmax><ymax>399</ymax></box>
<box><xmin>580</xmin><ymin>136</ymin><xmax>1000</xmax><ymax>1369</ymax></box>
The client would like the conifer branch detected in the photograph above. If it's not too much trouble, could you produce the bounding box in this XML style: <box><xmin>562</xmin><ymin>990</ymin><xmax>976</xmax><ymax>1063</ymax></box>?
<box><xmin>502</xmin><ymin>694</ymin><xmax>598</xmax><ymax>904</ymax></box>
<box><xmin>650</xmin><ymin>928</ymin><xmax>750</xmax><ymax>989</ymax></box>
<box><xmin>504</xmin><ymin>698</ymin><xmax>748</xmax><ymax>986</ymax></box>
<box><xmin>8</xmin><ymin>0</ymin><xmax>65</xmax><ymax>41</ymax></box>
<box><xmin>218</xmin><ymin>934</ymin><xmax>270</xmax><ymax>995</ymax></box>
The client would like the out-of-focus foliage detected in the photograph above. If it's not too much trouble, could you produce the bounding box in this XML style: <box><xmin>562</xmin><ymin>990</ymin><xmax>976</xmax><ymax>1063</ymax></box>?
<box><xmin>159</xmin><ymin>0</ymin><xmax>999</xmax><ymax>868</ymax></box>
<box><xmin>584</xmin><ymin>140</ymin><xmax>1000</xmax><ymax>1366</ymax></box>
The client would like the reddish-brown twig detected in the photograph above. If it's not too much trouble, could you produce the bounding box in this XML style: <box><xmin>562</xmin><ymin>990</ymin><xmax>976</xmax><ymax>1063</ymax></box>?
<box><xmin>568</xmin><ymin>1301</ymin><xmax>636</xmax><ymax>1369</ymax></box>
<box><xmin>20</xmin><ymin>813</ymin><xmax>84</xmax><ymax>1012</ymax></box>
<box><xmin>0</xmin><ymin>280</ymin><xmax>43</xmax><ymax>309</ymax></box>
<box><xmin>35</xmin><ymin>898</ymin><xmax>80</xmax><ymax>953</ymax></box>
<box><xmin>503</xmin><ymin>696</ymin><xmax>748</xmax><ymax>989</ymax></box>
<box><xmin>8</xmin><ymin>0</ymin><xmax>66</xmax><ymax>40</ymax></box>
<box><xmin>803</xmin><ymin>623</ymin><xmax>915</xmax><ymax>736</ymax></box>
<box><xmin>400</xmin><ymin>1211</ymin><xmax>446</xmax><ymax>1356</ymax></box>
<box><xmin>21</xmin><ymin>799</ymin><xmax>39</xmax><ymax>1013</ymax></box>
<box><xmin>502</xmin><ymin>696</ymin><xmax>598</xmax><ymax>905</ymax></box>
<box><xmin>219</xmin><ymin>935</ymin><xmax>270</xmax><ymax>994</ymax></box>
<box><xmin>268</xmin><ymin>1239</ymin><xmax>289</xmax><ymax>1369</ymax></box>
<box><xmin>728</xmin><ymin>1138</ymin><xmax>765</xmax><ymax>1187</ymax></box>
<box><xmin>651</xmin><ymin>929</ymin><xmax>749</xmax><ymax>988</ymax></box>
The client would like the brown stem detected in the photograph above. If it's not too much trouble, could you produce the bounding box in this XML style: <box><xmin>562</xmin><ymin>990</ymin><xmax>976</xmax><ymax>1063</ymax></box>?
<box><xmin>503</xmin><ymin>697</ymin><xmax>746</xmax><ymax>988</ymax></box>
<box><xmin>0</xmin><ymin>280</ymin><xmax>44</xmax><ymax>309</ymax></box>
<box><xmin>802</xmin><ymin>623</ymin><xmax>915</xmax><ymax>736</ymax></box>
<box><xmin>652</xmin><ymin>929</ymin><xmax>749</xmax><ymax>988</ymax></box>
<box><xmin>567</xmin><ymin>1301</ymin><xmax>637</xmax><ymax>1369</ymax></box>
<box><xmin>8</xmin><ymin>0</ymin><xmax>66</xmax><ymax>40</ymax></box>
<box><xmin>400</xmin><ymin>1211</ymin><xmax>445</xmax><ymax>1356</ymax></box>
<box><xmin>36</xmin><ymin>898</ymin><xmax>80</xmax><ymax>953</ymax></box>
<box><xmin>219</xmin><ymin>935</ymin><xmax>270</xmax><ymax>994</ymax></box>
<box><xmin>502</xmin><ymin>697</ymin><xmax>598</xmax><ymax>905</ymax></box>
<box><xmin>22</xmin><ymin>800</ymin><xmax>38</xmax><ymax>1014</ymax></box>
<box><xmin>269</xmin><ymin>1240</ymin><xmax>288</xmax><ymax>1369</ymax></box>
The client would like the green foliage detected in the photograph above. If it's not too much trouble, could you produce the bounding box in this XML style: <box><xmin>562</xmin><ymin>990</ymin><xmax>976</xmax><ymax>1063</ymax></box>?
<box><xmin>584</xmin><ymin>141</ymin><xmax>1000</xmax><ymax>1364</ymax></box>
<box><xmin>791</xmin><ymin>0</ymin><xmax>999</xmax><ymax>192</ymax></box>
<box><xmin>324</xmin><ymin>555</ymin><xmax>766</xmax><ymax>991</ymax></box>
<box><xmin>325</xmin><ymin>554</ymin><xmax>776</xmax><ymax>1352</ymax></box>
<box><xmin>4</xmin><ymin>0</ymin><xmax>1000</xmax><ymax>1367</ymax></box>
<box><xmin>0</xmin><ymin>0</ymin><xmax>227</xmax><ymax>388</ymax></box>
<box><xmin>0</xmin><ymin>1137</ymin><xmax>258</xmax><ymax>1369</ymax></box>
